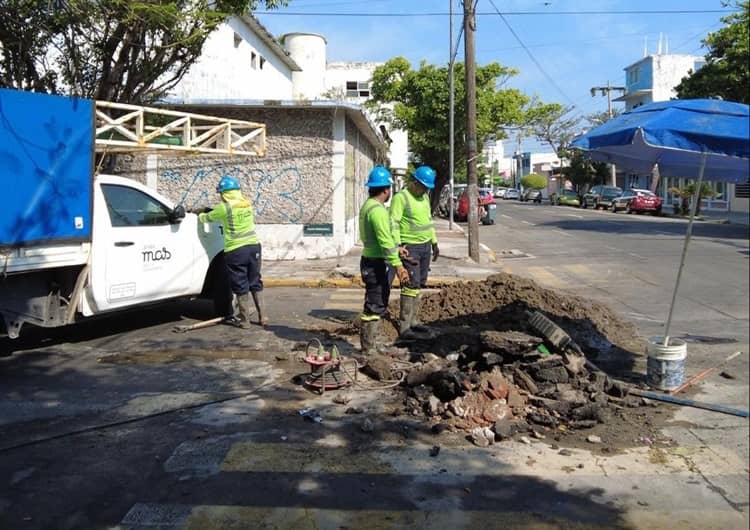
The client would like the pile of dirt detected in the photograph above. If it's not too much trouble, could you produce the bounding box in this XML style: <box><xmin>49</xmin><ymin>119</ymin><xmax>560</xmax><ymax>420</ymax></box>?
<box><xmin>333</xmin><ymin>272</ymin><xmax>667</xmax><ymax>449</ymax></box>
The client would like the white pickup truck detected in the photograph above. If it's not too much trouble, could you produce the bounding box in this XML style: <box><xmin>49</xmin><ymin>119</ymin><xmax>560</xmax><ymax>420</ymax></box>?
<box><xmin>0</xmin><ymin>88</ymin><xmax>265</xmax><ymax>340</ymax></box>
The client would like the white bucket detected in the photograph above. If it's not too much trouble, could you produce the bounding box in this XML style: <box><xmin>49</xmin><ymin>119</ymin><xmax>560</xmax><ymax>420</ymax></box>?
<box><xmin>646</xmin><ymin>337</ymin><xmax>687</xmax><ymax>391</ymax></box>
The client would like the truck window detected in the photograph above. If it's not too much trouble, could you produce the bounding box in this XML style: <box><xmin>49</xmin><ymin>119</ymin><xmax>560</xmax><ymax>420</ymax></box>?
<box><xmin>101</xmin><ymin>184</ymin><xmax>171</xmax><ymax>227</ymax></box>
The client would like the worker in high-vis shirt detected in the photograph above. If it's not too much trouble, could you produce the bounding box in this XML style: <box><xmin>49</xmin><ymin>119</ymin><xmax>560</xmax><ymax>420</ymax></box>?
<box><xmin>199</xmin><ymin>175</ymin><xmax>268</xmax><ymax>328</ymax></box>
<box><xmin>390</xmin><ymin>165</ymin><xmax>439</xmax><ymax>339</ymax></box>
<box><xmin>359</xmin><ymin>166</ymin><xmax>410</xmax><ymax>355</ymax></box>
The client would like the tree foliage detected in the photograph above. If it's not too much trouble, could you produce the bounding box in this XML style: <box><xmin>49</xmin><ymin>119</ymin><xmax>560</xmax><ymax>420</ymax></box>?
<box><xmin>524</xmin><ymin>102</ymin><xmax>583</xmax><ymax>157</ymax></box>
<box><xmin>675</xmin><ymin>1</ymin><xmax>749</xmax><ymax>103</ymax></box>
<box><xmin>368</xmin><ymin>57</ymin><xmax>529</xmax><ymax>208</ymax></box>
<box><xmin>520</xmin><ymin>173</ymin><xmax>547</xmax><ymax>190</ymax></box>
<box><xmin>0</xmin><ymin>0</ymin><xmax>287</xmax><ymax>103</ymax></box>
<box><xmin>668</xmin><ymin>182</ymin><xmax>718</xmax><ymax>216</ymax></box>
<box><xmin>561</xmin><ymin>150</ymin><xmax>609</xmax><ymax>191</ymax></box>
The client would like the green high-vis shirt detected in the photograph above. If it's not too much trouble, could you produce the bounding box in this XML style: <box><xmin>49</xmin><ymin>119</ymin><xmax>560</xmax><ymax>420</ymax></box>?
<box><xmin>359</xmin><ymin>198</ymin><xmax>402</xmax><ymax>267</ymax></box>
<box><xmin>199</xmin><ymin>190</ymin><xmax>258</xmax><ymax>252</ymax></box>
<box><xmin>390</xmin><ymin>188</ymin><xmax>437</xmax><ymax>245</ymax></box>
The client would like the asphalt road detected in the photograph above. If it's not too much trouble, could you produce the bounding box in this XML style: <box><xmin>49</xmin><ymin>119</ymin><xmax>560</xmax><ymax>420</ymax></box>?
<box><xmin>484</xmin><ymin>199</ymin><xmax>750</xmax><ymax>342</ymax></box>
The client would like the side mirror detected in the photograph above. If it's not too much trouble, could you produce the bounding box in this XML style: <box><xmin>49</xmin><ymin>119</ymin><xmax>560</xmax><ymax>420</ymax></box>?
<box><xmin>169</xmin><ymin>205</ymin><xmax>186</xmax><ymax>224</ymax></box>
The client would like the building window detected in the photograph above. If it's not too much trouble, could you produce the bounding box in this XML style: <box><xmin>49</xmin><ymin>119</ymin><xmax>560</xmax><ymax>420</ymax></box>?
<box><xmin>233</xmin><ymin>32</ymin><xmax>242</xmax><ymax>48</ymax></box>
<box><xmin>628</xmin><ymin>68</ymin><xmax>639</xmax><ymax>85</ymax></box>
<box><xmin>736</xmin><ymin>182</ymin><xmax>750</xmax><ymax>199</ymax></box>
<box><xmin>259</xmin><ymin>56</ymin><xmax>266</xmax><ymax>70</ymax></box>
<box><xmin>251</xmin><ymin>51</ymin><xmax>257</xmax><ymax>69</ymax></box>
<box><xmin>345</xmin><ymin>81</ymin><xmax>370</xmax><ymax>98</ymax></box>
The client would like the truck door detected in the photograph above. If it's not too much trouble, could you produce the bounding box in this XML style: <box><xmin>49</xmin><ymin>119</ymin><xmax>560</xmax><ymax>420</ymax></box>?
<box><xmin>89</xmin><ymin>183</ymin><xmax>196</xmax><ymax>311</ymax></box>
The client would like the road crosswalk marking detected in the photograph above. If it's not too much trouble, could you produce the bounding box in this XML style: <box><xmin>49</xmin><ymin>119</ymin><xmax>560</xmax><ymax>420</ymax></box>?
<box><xmin>323</xmin><ymin>289</ymin><xmax>361</xmax><ymax>311</ymax></box>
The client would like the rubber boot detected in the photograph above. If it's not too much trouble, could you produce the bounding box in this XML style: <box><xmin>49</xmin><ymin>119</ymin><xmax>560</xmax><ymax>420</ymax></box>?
<box><xmin>360</xmin><ymin>318</ymin><xmax>381</xmax><ymax>356</ymax></box>
<box><xmin>237</xmin><ymin>293</ymin><xmax>255</xmax><ymax>329</ymax></box>
<box><xmin>410</xmin><ymin>293</ymin><xmax>434</xmax><ymax>336</ymax></box>
<box><xmin>223</xmin><ymin>294</ymin><xmax>243</xmax><ymax>327</ymax></box>
<box><xmin>398</xmin><ymin>294</ymin><xmax>419</xmax><ymax>339</ymax></box>
<box><xmin>251</xmin><ymin>291</ymin><xmax>269</xmax><ymax>327</ymax></box>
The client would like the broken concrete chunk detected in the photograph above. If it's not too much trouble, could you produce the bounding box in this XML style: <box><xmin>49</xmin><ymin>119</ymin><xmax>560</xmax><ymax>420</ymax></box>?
<box><xmin>586</xmin><ymin>434</ymin><xmax>602</xmax><ymax>444</ymax></box>
<box><xmin>570</xmin><ymin>403</ymin><xmax>606</xmax><ymax>423</ymax></box>
<box><xmin>534</xmin><ymin>366</ymin><xmax>570</xmax><ymax>384</ymax></box>
<box><xmin>425</xmin><ymin>395</ymin><xmax>442</xmax><ymax>416</ymax></box>
<box><xmin>470</xmin><ymin>426</ymin><xmax>496</xmax><ymax>447</ymax></box>
<box><xmin>513</xmin><ymin>368</ymin><xmax>539</xmax><ymax>395</ymax></box>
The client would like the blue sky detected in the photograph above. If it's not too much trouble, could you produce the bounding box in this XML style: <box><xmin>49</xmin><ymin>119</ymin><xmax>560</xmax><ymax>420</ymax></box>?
<box><xmin>256</xmin><ymin>0</ymin><xmax>735</xmax><ymax>153</ymax></box>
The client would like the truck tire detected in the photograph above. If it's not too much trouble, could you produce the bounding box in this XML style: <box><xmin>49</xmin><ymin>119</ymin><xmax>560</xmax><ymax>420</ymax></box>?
<box><xmin>203</xmin><ymin>253</ymin><xmax>233</xmax><ymax>317</ymax></box>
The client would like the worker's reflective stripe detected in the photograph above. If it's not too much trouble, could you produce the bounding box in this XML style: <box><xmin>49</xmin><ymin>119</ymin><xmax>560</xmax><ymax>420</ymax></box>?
<box><xmin>224</xmin><ymin>201</ymin><xmax>256</xmax><ymax>239</ymax></box>
<box><xmin>403</xmin><ymin>194</ymin><xmax>434</xmax><ymax>232</ymax></box>
<box><xmin>402</xmin><ymin>286</ymin><xmax>419</xmax><ymax>297</ymax></box>
<box><xmin>383</xmin><ymin>245</ymin><xmax>398</xmax><ymax>255</ymax></box>
<box><xmin>361</xmin><ymin>313</ymin><xmax>381</xmax><ymax>322</ymax></box>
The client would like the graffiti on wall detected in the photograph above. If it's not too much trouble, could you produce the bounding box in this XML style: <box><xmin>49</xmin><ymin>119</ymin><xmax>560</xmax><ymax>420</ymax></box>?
<box><xmin>162</xmin><ymin>165</ymin><xmax>304</xmax><ymax>223</ymax></box>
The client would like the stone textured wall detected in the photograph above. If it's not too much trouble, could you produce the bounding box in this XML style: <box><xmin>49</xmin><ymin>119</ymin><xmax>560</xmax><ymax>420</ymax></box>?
<box><xmin>115</xmin><ymin>107</ymin><xmax>334</xmax><ymax>225</ymax></box>
<box><xmin>344</xmin><ymin>116</ymin><xmax>375</xmax><ymax>222</ymax></box>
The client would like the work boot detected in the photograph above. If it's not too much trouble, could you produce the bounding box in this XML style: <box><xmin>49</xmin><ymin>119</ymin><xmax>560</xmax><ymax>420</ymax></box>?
<box><xmin>399</xmin><ymin>294</ymin><xmax>434</xmax><ymax>341</ymax></box>
<box><xmin>237</xmin><ymin>293</ymin><xmax>255</xmax><ymax>329</ymax></box>
<box><xmin>251</xmin><ymin>291</ymin><xmax>269</xmax><ymax>327</ymax></box>
<box><xmin>360</xmin><ymin>318</ymin><xmax>381</xmax><ymax>356</ymax></box>
<box><xmin>409</xmin><ymin>293</ymin><xmax>430</xmax><ymax>333</ymax></box>
<box><xmin>398</xmin><ymin>294</ymin><xmax>419</xmax><ymax>339</ymax></box>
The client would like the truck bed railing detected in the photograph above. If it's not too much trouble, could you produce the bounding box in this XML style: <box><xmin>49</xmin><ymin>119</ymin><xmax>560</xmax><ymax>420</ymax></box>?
<box><xmin>95</xmin><ymin>101</ymin><xmax>266</xmax><ymax>157</ymax></box>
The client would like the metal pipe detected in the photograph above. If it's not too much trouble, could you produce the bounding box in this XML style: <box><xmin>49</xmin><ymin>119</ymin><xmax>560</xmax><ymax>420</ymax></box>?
<box><xmin>663</xmin><ymin>151</ymin><xmax>707</xmax><ymax>345</ymax></box>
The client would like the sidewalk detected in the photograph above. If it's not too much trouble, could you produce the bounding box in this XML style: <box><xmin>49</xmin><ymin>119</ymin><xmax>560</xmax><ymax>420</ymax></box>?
<box><xmin>263</xmin><ymin>217</ymin><xmax>503</xmax><ymax>287</ymax></box>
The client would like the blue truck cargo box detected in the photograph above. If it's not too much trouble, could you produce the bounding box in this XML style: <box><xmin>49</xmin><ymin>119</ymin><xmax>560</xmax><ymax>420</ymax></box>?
<box><xmin>0</xmin><ymin>88</ymin><xmax>94</xmax><ymax>247</ymax></box>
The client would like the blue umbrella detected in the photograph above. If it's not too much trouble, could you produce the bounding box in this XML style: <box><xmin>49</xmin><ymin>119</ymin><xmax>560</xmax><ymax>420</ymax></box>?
<box><xmin>571</xmin><ymin>99</ymin><xmax>750</xmax><ymax>181</ymax></box>
<box><xmin>571</xmin><ymin>99</ymin><xmax>750</xmax><ymax>348</ymax></box>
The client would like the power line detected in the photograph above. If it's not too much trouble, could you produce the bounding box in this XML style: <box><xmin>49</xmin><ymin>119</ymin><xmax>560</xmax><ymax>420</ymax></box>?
<box><xmin>486</xmin><ymin>0</ymin><xmax>577</xmax><ymax>109</ymax></box>
<box><xmin>254</xmin><ymin>9</ymin><xmax>732</xmax><ymax>17</ymax></box>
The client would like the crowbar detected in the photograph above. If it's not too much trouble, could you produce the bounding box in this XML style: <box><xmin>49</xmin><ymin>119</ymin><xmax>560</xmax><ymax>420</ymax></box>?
<box><xmin>172</xmin><ymin>316</ymin><xmax>224</xmax><ymax>333</ymax></box>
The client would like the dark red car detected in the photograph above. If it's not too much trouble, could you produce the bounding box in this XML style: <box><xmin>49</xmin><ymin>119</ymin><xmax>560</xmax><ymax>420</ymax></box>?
<box><xmin>455</xmin><ymin>188</ymin><xmax>496</xmax><ymax>224</ymax></box>
<box><xmin>610</xmin><ymin>188</ymin><xmax>663</xmax><ymax>215</ymax></box>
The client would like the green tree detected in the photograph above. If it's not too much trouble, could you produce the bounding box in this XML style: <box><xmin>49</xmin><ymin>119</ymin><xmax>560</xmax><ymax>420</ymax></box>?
<box><xmin>525</xmin><ymin>103</ymin><xmax>583</xmax><ymax>157</ymax></box>
<box><xmin>521</xmin><ymin>173</ymin><xmax>547</xmax><ymax>190</ymax></box>
<box><xmin>368</xmin><ymin>57</ymin><xmax>528</xmax><ymax>209</ymax></box>
<box><xmin>0</xmin><ymin>0</ymin><xmax>287</xmax><ymax>103</ymax></box>
<box><xmin>675</xmin><ymin>1</ymin><xmax>749</xmax><ymax>103</ymax></box>
<box><xmin>668</xmin><ymin>182</ymin><xmax>718</xmax><ymax>216</ymax></box>
<box><xmin>561</xmin><ymin>150</ymin><xmax>609</xmax><ymax>191</ymax></box>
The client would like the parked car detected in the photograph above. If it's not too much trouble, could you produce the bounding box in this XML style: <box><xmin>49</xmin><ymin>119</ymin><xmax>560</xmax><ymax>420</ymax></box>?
<box><xmin>437</xmin><ymin>184</ymin><xmax>467</xmax><ymax>218</ymax></box>
<box><xmin>610</xmin><ymin>188</ymin><xmax>662</xmax><ymax>215</ymax></box>
<box><xmin>503</xmin><ymin>188</ymin><xmax>520</xmax><ymax>200</ymax></box>
<box><xmin>494</xmin><ymin>187</ymin><xmax>509</xmax><ymax>198</ymax></box>
<box><xmin>456</xmin><ymin>187</ymin><xmax>496</xmax><ymax>224</ymax></box>
<box><xmin>520</xmin><ymin>188</ymin><xmax>542</xmax><ymax>203</ymax></box>
<box><xmin>550</xmin><ymin>189</ymin><xmax>581</xmax><ymax>207</ymax></box>
<box><xmin>582</xmin><ymin>185</ymin><xmax>622</xmax><ymax>209</ymax></box>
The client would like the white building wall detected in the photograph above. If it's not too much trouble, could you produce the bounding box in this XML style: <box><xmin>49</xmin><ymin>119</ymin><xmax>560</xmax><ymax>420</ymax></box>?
<box><xmin>282</xmin><ymin>33</ymin><xmax>328</xmax><ymax>100</ymax></box>
<box><xmin>651</xmin><ymin>54</ymin><xmax>701</xmax><ymax>102</ymax></box>
<box><xmin>324</xmin><ymin>62</ymin><xmax>409</xmax><ymax>176</ymax></box>
<box><xmin>168</xmin><ymin>19</ymin><xmax>294</xmax><ymax>101</ymax></box>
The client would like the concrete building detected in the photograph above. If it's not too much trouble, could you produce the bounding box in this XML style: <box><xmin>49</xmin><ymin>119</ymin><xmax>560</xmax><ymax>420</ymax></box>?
<box><xmin>167</xmin><ymin>15</ymin><xmax>301</xmax><ymax>101</ymax></box>
<box><xmin>155</xmin><ymin>16</ymin><xmax>421</xmax><ymax>257</ymax></box>
<box><xmin>615</xmin><ymin>53</ymin><xmax>704</xmax><ymax>111</ymax></box>
<box><xmin>115</xmin><ymin>100</ymin><xmax>387</xmax><ymax>260</ymax></box>
<box><xmin>169</xmin><ymin>21</ymin><xmax>408</xmax><ymax>184</ymax></box>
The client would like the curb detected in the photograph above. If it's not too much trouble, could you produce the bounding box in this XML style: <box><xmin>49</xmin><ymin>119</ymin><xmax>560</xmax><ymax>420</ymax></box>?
<box><xmin>264</xmin><ymin>276</ymin><xmax>469</xmax><ymax>289</ymax></box>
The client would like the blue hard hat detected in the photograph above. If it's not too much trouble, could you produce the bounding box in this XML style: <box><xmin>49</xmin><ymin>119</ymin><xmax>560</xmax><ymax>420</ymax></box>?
<box><xmin>413</xmin><ymin>165</ymin><xmax>436</xmax><ymax>189</ymax></box>
<box><xmin>217</xmin><ymin>176</ymin><xmax>241</xmax><ymax>192</ymax></box>
<box><xmin>365</xmin><ymin>166</ymin><xmax>393</xmax><ymax>188</ymax></box>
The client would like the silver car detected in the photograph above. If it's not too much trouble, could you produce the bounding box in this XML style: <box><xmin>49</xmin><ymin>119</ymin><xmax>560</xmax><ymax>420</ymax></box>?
<box><xmin>504</xmin><ymin>188</ymin><xmax>520</xmax><ymax>200</ymax></box>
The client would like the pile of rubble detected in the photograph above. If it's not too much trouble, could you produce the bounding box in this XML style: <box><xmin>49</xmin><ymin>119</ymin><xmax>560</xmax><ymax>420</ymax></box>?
<box><xmin>339</xmin><ymin>273</ymin><xmax>657</xmax><ymax>446</ymax></box>
<box><xmin>400</xmin><ymin>329</ymin><xmax>645</xmax><ymax>446</ymax></box>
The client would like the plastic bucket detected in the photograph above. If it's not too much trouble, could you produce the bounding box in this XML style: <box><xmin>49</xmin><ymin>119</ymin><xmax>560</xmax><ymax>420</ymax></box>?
<box><xmin>646</xmin><ymin>337</ymin><xmax>687</xmax><ymax>391</ymax></box>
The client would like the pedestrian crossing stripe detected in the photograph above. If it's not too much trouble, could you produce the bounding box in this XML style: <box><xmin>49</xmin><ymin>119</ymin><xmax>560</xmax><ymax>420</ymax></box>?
<box><xmin>524</xmin><ymin>266</ymin><xmax>567</xmax><ymax>289</ymax></box>
<box><xmin>324</xmin><ymin>289</ymin><xmax>362</xmax><ymax>311</ymax></box>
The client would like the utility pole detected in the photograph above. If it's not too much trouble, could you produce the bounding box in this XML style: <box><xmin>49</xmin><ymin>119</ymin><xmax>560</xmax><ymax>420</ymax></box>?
<box><xmin>591</xmin><ymin>80</ymin><xmax>625</xmax><ymax>186</ymax></box>
<box><xmin>448</xmin><ymin>0</ymin><xmax>455</xmax><ymax>230</ymax></box>
<box><xmin>463</xmin><ymin>0</ymin><xmax>479</xmax><ymax>262</ymax></box>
